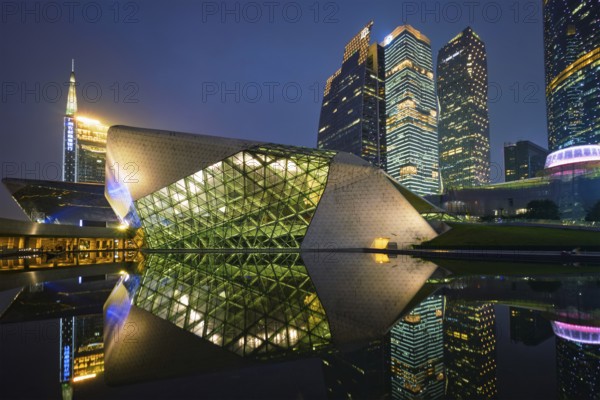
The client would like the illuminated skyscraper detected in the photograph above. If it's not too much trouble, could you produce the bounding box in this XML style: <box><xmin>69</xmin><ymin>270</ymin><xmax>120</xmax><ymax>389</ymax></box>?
<box><xmin>390</xmin><ymin>294</ymin><xmax>445</xmax><ymax>399</ymax></box>
<box><xmin>504</xmin><ymin>141</ymin><xmax>548</xmax><ymax>182</ymax></box>
<box><xmin>318</xmin><ymin>22</ymin><xmax>386</xmax><ymax>168</ymax></box>
<box><xmin>544</xmin><ymin>0</ymin><xmax>600</xmax><ymax>151</ymax></box>
<box><xmin>63</xmin><ymin>60</ymin><xmax>78</xmax><ymax>182</ymax></box>
<box><xmin>444</xmin><ymin>300</ymin><xmax>497</xmax><ymax>399</ymax></box>
<box><xmin>437</xmin><ymin>27</ymin><xmax>490</xmax><ymax>189</ymax></box>
<box><xmin>61</xmin><ymin>61</ymin><xmax>109</xmax><ymax>184</ymax></box>
<box><xmin>75</xmin><ymin>116</ymin><xmax>108</xmax><ymax>183</ymax></box>
<box><xmin>384</xmin><ymin>25</ymin><xmax>439</xmax><ymax>196</ymax></box>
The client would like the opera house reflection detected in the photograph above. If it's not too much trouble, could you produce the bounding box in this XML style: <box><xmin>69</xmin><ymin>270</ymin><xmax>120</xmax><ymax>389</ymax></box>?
<box><xmin>2</xmin><ymin>254</ymin><xmax>600</xmax><ymax>398</ymax></box>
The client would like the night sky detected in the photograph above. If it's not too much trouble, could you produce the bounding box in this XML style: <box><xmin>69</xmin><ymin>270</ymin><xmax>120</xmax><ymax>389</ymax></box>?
<box><xmin>0</xmin><ymin>0</ymin><xmax>547</xmax><ymax>220</ymax></box>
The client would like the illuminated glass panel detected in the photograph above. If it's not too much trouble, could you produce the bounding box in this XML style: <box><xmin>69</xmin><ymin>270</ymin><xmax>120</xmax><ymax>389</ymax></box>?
<box><xmin>136</xmin><ymin>145</ymin><xmax>334</xmax><ymax>249</ymax></box>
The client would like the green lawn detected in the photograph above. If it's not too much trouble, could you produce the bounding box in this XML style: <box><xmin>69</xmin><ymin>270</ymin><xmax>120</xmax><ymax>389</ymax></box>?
<box><xmin>419</xmin><ymin>222</ymin><xmax>600</xmax><ymax>251</ymax></box>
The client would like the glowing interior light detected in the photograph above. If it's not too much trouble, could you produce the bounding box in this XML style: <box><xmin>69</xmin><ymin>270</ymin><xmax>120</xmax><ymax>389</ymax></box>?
<box><xmin>76</xmin><ymin>116</ymin><xmax>102</xmax><ymax>125</ymax></box>
<box><xmin>180</xmin><ymin>294</ymin><xmax>189</xmax><ymax>306</ymax></box>
<box><xmin>371</xmin><ymin>237</ymin><xmax>390</xmax><ymax>249</ymax></box>
<box><xmin>72</xmin><ymin>373</ymin><xmax>97</xmax><ymax>382</ymax></box>
<box><xmin>373</xmin><ymin>253</ymin><xmax>390</xmax><ymax>264</ymax></box>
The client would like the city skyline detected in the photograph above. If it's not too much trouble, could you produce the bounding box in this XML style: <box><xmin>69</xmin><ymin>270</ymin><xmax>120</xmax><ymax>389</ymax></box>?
<box><xmin>1</xmin><ymin>2</ymin><xmax>600</xmax><ymax>398</ymax></box>
<box><xmin>1</xmin><ymin>1</ymin><xmax>547</xmax><ymax>219</ymax></box>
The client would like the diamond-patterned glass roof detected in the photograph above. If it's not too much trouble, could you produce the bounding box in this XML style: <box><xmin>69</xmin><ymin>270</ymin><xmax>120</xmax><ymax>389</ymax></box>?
<box><xmin>136</xmin><ymin>145</ymin><xmax>335</xmax><ymax>249</ymax></box>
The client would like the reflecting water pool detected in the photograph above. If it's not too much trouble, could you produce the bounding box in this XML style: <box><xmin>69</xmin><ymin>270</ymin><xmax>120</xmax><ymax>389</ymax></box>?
<box><xmin>0</xmin><ymin>253</ymin><xmax>599</xmax><ymax>399</ymax></box>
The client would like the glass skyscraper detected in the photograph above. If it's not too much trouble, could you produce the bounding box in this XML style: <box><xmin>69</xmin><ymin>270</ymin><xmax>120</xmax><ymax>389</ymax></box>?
<box><xmin>384</xmin><ymin>25</ymin><xmax>439</xmax><ymax>196</ymax></box>
<box><xmin>544</xmin><ymin>0</ymin><xmax>600</xmax><ymax>151</ymax></box>
<box><xmin>318</xmin><ymin>22</ymin><xmax>386</xmax><ymax>168</ymax></box>
<box><xmin>61</xmin><ymin>61</ymin><xmax>108</xmax><ymax>184</ymax></box>
<box><xmin>437</xmin><ymin>27</ymin><xmax>490</xmax><ymax>189</ymax></box>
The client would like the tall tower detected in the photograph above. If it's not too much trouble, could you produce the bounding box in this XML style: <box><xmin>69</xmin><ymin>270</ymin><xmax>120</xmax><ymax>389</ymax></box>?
<box><xmin>383</xmin><ymin>25</ymin><xmax>439</xmax><ymax>196</ymax></box>
<box><xmin>61</xmin><ymin>60</ymin><xmax>109</xmax><ymax>184</ymax></box>
<box><xmin>63</xmin><ymin>60</ymin><xmax>78</xmax><ymax>182</ymax></box>
<box><xmin>437</xmin><ymin>27</ymin><xmax>490</xmax><ymax>189</ymax></box>
<box><xmin>544</xmin><ymin>0</ymin><xmax>600</xmax><ymax>151</ymax></box>
<box><xmin>318</xmin><ymin>22</ymin><xmax>386</xmax><ymax>168</ymax></box>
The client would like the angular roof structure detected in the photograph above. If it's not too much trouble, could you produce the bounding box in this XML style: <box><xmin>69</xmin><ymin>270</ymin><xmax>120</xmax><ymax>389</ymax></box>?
<box><xmin>2</xmin><ymin>178</ymin><xmax>118</xmax><ymax>225</ymax></box>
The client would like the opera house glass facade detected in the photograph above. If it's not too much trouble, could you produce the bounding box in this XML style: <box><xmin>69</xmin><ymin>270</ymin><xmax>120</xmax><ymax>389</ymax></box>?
<box><xmin>105</xmin><ymin>126</ymin><xmax>437</xmax><ymax>250</ymax></box>
<box><xmin>136</xmin><ymin>145</ymin><xmax>332</xmax><ymax>249</ymax></box>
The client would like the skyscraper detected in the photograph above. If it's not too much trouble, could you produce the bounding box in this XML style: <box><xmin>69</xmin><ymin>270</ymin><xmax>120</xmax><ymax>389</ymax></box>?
<box><xmin>63</xmin><ymin>60</ymin><xmax>78</xmax><ymax>182</ymax></box>
<box><xmin>76</xmin><ymin>116</ymin><xmax>108</xmax><ymax>183</ymax></box>
<box><xmin>318</xmin><ymin>22</ymin><xmax>386</xmax><ymax>168</ymax></box>
<box><xmin>384</xmin><ymin>25</ymin><xmax>439</xmax><ymax>196</ymax></box>
<box><xmin>61</xmin><ymin>61</ymin><xmax>108</xmax><ymax>184</ymax></box>
<box><xmin>390</xmin><ymin>294</ymin><xmax>445</xmax><ymax>399</ymax></box>
<box><xmin>504</xmin><ymin>140</ymin><xmax>548</xmax><ymax>182</ymax></box>
<box><xmin>437</xmin><ymin>27</ymin><xmax>490</xmax><ymax>189</ymax></box>
<box><xmin>444</xmin><ymin>300</ymin><xmax>497</xmax><ymax>399</ymax></box>
<box><xmin>544</xmin><ymin>0</ymin><xmax>600</xmax><ymax>151</ymax></box>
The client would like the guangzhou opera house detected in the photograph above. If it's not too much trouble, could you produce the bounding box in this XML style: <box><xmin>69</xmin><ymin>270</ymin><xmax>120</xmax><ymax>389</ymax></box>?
<box><xmin>100</xmin><ymin>125</ymin><xmax>444</xmax><ymax>383</ymax></box>
<box><xmin>104</xmin><ymin>125</ymin><xmax>439</xmax><ymax>250</ymax></box>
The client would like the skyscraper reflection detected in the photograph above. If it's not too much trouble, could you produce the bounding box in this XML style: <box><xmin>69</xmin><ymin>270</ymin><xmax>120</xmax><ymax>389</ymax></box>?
<box><xmin>444</xmin><ymin>300</ymin><xmax>497</xmax><ymax>399</ymax></box>
<box><xmin>556</xmin><ymin>337</ymin><xmax>600</xmax><ymax>399</ymax></box>
<box><xmin>390</xmin><ymin>294</ymin><xmax>445</xmax><ymax>399</ymax></box>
